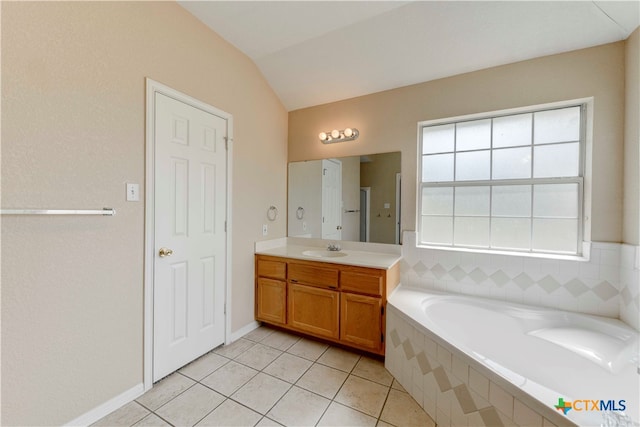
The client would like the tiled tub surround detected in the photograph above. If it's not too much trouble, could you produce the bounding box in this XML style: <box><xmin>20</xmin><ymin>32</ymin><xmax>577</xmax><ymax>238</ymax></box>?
<box><xmin>401</xmin><ymin>232</ymin><xmax>640</xmax><ymax>330</ymax></box>
<box><xmin>385</xmin><ymin>289</ymin><xmax>640</xmax><ymax>427</ymax></box>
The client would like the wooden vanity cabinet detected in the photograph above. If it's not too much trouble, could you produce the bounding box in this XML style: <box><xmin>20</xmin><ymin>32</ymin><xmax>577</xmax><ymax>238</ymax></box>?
<box><xmin>255</xmin><ymin>254</ymin><xmax>400</xmax><ymax>356</ymax></box>
<box><xmin>255</xmin><ymin>257</ymin><xmax>287</xmax><ymax>325</ymax></box>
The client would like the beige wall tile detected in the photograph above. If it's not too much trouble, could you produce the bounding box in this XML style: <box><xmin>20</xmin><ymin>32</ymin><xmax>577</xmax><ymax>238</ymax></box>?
<box><xmin>514</xmin><ymin>399</ymin><xmax>544</xmax><ymax>427</ymax></box>
<box><xmin>489</xmin><ymin>381</ymin><xmax>514</xmax><ymax>419</ymax></box>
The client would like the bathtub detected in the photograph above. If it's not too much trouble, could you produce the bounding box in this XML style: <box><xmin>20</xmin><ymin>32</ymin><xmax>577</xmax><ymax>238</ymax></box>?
<box><xmin>385</xmin><ymin>286</ymin><xmax>639</xmax><ymax>427</ymax></box>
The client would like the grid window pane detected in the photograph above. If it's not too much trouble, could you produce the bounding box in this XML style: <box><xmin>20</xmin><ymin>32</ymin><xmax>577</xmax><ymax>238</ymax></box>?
<box><xmin>423</xmin><ymin>124</ymin><xmax>454</xmax><ymax>154</ymax></box>
<box><xmin>419</xmin><ymin>102</ymin><xmax>583</xmax><ymax>256</ymax></box>
<box><xmin>491</xmin><ymin>218</ymin><xmax>531</xmax><ymax>250</ymax></box>
<box><xmin>455</xmin><ymin>186</ymin><xmax>490</xmax><ymax>216</ymax></box>
<box><xmin>456</xmin><ymin>119</ymin><xmax>491</xmax><ymax>151</ymax></box>
<box><xmin>492</xmin><ymin>185</ymin><xmax>531</xmax><ymax>217</ymax></box>
<box><xmin>454</xmin><ymin>217</ymin><xmax>489</xmax><ymax>247</ymax></box>
<box><xmin>532</xmin><ymin>219</ymin><xmax>578</xmax><ymax>253</ymax></box>
<box><xmin>422</xmin><ymin>187</ymin><xmax>453</xmax><ymax>215</ymax></box>
<box><xmin>492</xmin><ymin>147</ymin><xmax>531</xmax><ymax>179</ymax></box>
<box><xmin>422</xmin><ymin>153</ymin><xmax>454</xmax><ymax>182</ymax></box>
<box><xmin>534</xmin><ymin>107</ymin><xmax>580</xmax><ymax>144</ymax></box>
<box><xmin>493</xmin><ymin>113</ymin><xmax>532</xmax><ymax>148</ymax></box>
<box><xmin>533</xmin><ymin>184</ymin><xmax>579</xmax><ymax>218</ymax></box>
<box><xmin>456</xmin><ymin>150</ymin><xmax>490</xmax><ymax>181</ymax></box>
<box><xmin>421</xmin><ymin>216</ymin><xmax>453</xmax><ymax>245</ymax></box>
<box><xmin>533</xmin><ymin>142</ymin><xmax>579</xmax><ymax>178</ymax></box>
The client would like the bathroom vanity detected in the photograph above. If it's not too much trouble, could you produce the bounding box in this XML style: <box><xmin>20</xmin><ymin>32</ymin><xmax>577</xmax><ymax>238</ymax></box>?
<box><xmin>254</xmin><ymin>245</ymin><xmax>400</xmax><ymax>355</ymax></box>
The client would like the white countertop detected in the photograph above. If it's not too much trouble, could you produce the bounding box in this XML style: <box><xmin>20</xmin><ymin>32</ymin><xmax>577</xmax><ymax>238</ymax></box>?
<box><xmin>255</xmin><ymin>244</ymin><xmax>402</xmax><ymax>270</ymax></box>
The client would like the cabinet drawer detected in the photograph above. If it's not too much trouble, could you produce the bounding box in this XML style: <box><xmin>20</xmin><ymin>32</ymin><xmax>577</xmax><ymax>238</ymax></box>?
<box><xmin>289</xmin><ymin>263</ymin><xmax>339</xmax><ymax>289</ymax></box>
<box><xmin>257</xmin><ymin>258</ymin><xmax>286</xmax><ymax>280</ymax></box>
<box><xmin>340</xmin><ymin>270</ymin><xmax>383</xmax><ymax>296</ymax></box>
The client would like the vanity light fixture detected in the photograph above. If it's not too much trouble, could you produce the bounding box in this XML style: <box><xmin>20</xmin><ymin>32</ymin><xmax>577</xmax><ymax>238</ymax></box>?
<box><xmin>318</xmin><ymin>128</ymin><xmax>359</xmax><ymax>144</ymax></box>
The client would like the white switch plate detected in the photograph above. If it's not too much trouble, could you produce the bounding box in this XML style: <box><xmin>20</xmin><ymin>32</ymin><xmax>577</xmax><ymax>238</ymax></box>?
<box><xmin>384</xmin><ymin>202</ymin><xmax>390</xmax><ymax>209</ymax></box>
<box><xmin>262</xmin><ymin>224</ymin><xmax>268</xmax><ymax>236</ymax></box>
<box><xmin>126</xmin><ymin>183</ymin><xmax>140</xmax><ymax>201</ymax></box>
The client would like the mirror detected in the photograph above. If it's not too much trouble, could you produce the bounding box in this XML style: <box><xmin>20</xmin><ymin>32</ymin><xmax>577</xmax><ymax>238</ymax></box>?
<box><xmin>288</xmin><ymin>152</ymin><xmax>401</xmax><ymax>244</ymax></box>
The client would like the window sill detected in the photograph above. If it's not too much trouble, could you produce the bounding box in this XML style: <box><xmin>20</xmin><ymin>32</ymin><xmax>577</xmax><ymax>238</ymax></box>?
<box><xmin>415</xmin><ymin>242</ymin><xmax>591</xmax><ymax>262</ymax></box>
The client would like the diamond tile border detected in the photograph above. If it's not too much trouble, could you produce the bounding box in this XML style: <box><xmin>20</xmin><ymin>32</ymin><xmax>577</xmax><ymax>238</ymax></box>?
<box><xmin>385</xmin><ymin>309</ymin><xmax>568</xmax><ymax>427</ymax></box>
<box><xmin>400</xmin><ymin>236</ymin><xmax>639</xmax><ymax>324</ymax></box>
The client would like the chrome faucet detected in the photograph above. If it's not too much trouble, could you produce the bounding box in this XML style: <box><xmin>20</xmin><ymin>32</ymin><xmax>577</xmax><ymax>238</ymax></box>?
<box><xmin>327</xmin><ymin>242</ymin><xmax>342</xmax><ymax>251</ymax></box>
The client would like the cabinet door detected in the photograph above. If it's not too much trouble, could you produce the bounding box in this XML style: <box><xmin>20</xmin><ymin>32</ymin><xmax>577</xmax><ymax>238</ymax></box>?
<box><xmin>288</xmin><ymin>283</ymin><xmax>339</xmax><ymax>339</ymax></box>
<box><xmin>256</xmin><ymin>278</ymin><xmax>286</xmax><ymax>325</ymax></box>
<box><xmin>340</xmin><ymin>293</ymin><xmax>382</xmax><ymax>353</ymax></box>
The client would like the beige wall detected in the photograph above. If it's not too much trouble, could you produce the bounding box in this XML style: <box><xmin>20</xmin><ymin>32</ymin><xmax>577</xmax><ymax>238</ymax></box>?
<box><xmin>624</xmin><ymin>28</ymin><xmax>640</xmax><ymax>245</ymax></box>
<box><xmin>1</xmin><ymin>2</ymin><xmax>287</xmax><ymax>425</ymax></box>
<box><xmin>360</xmin><ymin>152</ymin><xmax>401</xmax><ymax>244</ymax></box>
<box><xmin>289</xmin><ymin>42</ymin><xmax>626</xmax><ymax>243</ymax></box>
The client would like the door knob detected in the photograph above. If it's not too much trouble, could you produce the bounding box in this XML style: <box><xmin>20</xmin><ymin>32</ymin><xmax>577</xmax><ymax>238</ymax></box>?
<box><xmin>159</xmin><ymin>247</ymin><xmax>173</xmax><ymax>257</ymax></box>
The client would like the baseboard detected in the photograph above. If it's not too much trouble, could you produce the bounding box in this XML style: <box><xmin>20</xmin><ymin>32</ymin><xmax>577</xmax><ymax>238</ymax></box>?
<box><xmin>64</xmin><ymin>382</ymin><xmax>144</xmax><ymax>427</ymax></box>
<box><xmin>230</xmin><ymin>320</ymin><xmax>261</xmax><ymax>342</ymax></box>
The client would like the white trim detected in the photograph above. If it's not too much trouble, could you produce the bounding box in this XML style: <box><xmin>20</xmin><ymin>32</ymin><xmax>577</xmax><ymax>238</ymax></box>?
<box><xmin>395</xmin><ymin>173</ymin><xmax>402</xmax><ymax>244</ymax></box>
<box><xmin>230</xmin><ymin>320</ymin><xmax>261</xmax><ymax>342</ymax></box>
<box><xmin>144</xmin><ymin>78</ymin><xmax>233</xmax><ymax>390</ymax></box>
<box><xmin>64</xmin><ymin>383</ymin><xmax>144</xmax><ymax>427</ymax></box>
<box><xmin>360</xmin><ymin>187</ymin><xmax>371</xmax><ymax>242</ymax></box>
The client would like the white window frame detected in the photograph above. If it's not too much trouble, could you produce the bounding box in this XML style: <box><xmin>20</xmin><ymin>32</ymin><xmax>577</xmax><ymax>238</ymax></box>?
<box><xmin>417</xmin><ymin>98</ymin><xmax>593</xmax><ymax>259</ymax></box>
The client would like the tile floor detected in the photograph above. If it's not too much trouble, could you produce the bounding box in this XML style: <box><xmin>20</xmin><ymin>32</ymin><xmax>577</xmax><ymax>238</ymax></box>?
<box><xmin>94</xmin><ymin>326</ymin><xmax>435</xmax><ymax>427</ymax></box>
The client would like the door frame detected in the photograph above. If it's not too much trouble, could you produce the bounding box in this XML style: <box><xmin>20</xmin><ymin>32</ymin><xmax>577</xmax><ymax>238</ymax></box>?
<box><xmin>143</xmin><ymin>78</ymin><xmax>233</xmax><ymax>391</ymax></box>
<box><xmin>360</xmin><ymin>187</ymin><xmax>371</xmax><ymax>242</ymax></box>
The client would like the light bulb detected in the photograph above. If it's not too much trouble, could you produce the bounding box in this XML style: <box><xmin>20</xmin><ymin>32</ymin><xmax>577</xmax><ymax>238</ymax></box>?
<box><xmin>331</xmin><ymin>129</ymin><xmax>340</xmax><ymax>139</ymax></box>
<box><xmin>318</xmin><ymin>132</ymin><xmax>327</xmax><ymax>141</ymax></box>
<box><xmin>344</xmin><ymin>128</ymin><xmax>353</xmax><ymax>137</ymax></box>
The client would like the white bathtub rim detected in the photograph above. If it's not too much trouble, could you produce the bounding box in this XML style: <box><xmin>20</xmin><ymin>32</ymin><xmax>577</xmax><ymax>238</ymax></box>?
<box><xmin>386</xmin><ymin>300</ymin><xmax>574</xmax><ymax>427</ymax></box>
<box><xmin>387</xmin><ymin>286</ymin><xmax>638</xmax><ymax>427</ymax></box>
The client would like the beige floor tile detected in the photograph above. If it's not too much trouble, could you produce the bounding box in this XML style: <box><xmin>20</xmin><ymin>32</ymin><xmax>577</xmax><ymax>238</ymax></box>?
<box><xmin>335</xmin><ymin>375</ymin><xmax>390</xmax><ymax>417</ymax></box>
<box><xmin>317</xmin><ymin>401</ymin><xmax>377</xmax><ymax>427</ymax></box>
<box><xmin>132</xmin><ymin>413</ymin><xmax>172</xmax><ymax>427</ymax></box>
<box><xmin>286</xmin><ymin>337</ymin><xmax>329</xmax><ymax>361</ymax></box>
<box><xmin>255</xmin><ymin>417</ymin><xmax>283</xmax><ymax>426</ymax></box>
<box><xmin>295</xmin><ymin>363</ymin><xmax>348</xmax><ymax>399</ymax></box>
<box><xmin>179</xmin><ymin>352</ymin><xmax>229</xmax><ymax>381</ymax></box>
<box><xmin>263</xmin><ymin>352</ymin><xmax>313</xmax><ymax>383</ymax></box>
<box><xmin>231</xmin><ymin>372</ymin><xmax>291</xmax><ymax>414</ymax></box>
<box><xmin>391</xmin><ymin>379</ymin><xmax>406</xmax><ymax>392</ymax></box>
<box><xmin>92</xmin><ymin>401</ymin><xmax>149</xmax><ymax>426</ymax></box>
<box><xmin>352</xmin><ymin>356</ymin><xmax>394</xmax><ymax>386</ymax></box>
<box><xmin>267</xmin><ymin>386</ymin><xmax>330</xmax><ymax>427</ymax></box>
<box><xmin>196</xmin><ymin>399</ymin><xmax>262</xmax><ymax>426</ymax></box>
<box><xmin>380</xmin><ymin>389</ymin><xmax>435</xmax><ymax>427</ymax></box>
<box><xmin>376</xmin><ymin>420</ymin><xmax>395</xmax><ymax>427</ymax></box>
<box><xmin>234</xmin><ymin>343</ymin><xmax>283</xmax><ymax>370</ymax></box>
<box><xmin>136</xmin><ymin>373</ymin><xmax>195</xmax><ymax>410</ymax></box>
<box><xmin>155</xmin><ymin>383</ymin><xmax>225</xmax><ymax>426</ymax></box>
<box><xmin>201</xmin><ymin>360</ymin><xmax>258</xmax><ymax>396</ymax></box>
<box><xmin>260</xmin><ymin>330</ymin><xmax>300</xmax><ymax>351</ymax></box>
<box><xmin>317</xmin><ymin>346</ymin><xmax>360</xmax><ymax>372</ymax></box>
<box><xmin>213</xmin><ymin>338</ymin><xmax>255</xmax><ymax>359</ymax></box>
<box><xmin>244</xmin><ymin>325</ymin><xmax>276</xmax><ymax>342</ymax></box>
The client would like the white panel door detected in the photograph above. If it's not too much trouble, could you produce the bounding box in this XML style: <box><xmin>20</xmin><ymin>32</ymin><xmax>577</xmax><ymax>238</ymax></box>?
<box><xmin>153</xmin><ymin>93</ymin><xmax>227</xmax><ymax>381</ymax></box>
<box><xmin>322</xmin><ymin>159</ymin><xmax>342</xmax><ymax>240</ymax></box>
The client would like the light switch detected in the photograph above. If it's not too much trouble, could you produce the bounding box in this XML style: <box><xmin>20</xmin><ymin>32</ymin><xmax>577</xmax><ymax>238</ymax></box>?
<box><xmin>384</xmin><ymin>202</ymin><xmax>390</xmax><ymax>209</ymax></box>
<box><xmin>262</xmin><ymin>224</ymin><xmax>268</xmax><ymax>236</ymax></box>
<box><xmin>126</xmin><ymin>183</ymin><xmax>140</xmax><ymax>201</ymax></box>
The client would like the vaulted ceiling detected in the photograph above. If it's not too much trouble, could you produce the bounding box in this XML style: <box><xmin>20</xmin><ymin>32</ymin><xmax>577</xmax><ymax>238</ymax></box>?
<box><xmin>179</xmin><ymin>1</ymin><xmax>640</xmax><ymax>111</ymax></box>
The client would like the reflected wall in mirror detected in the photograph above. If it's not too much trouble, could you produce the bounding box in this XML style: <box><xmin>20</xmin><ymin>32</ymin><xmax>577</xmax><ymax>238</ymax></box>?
<box><xmin>288</xmin><ymin>152</ymin><xmax>401</xmax><ymax>244</ymax></box>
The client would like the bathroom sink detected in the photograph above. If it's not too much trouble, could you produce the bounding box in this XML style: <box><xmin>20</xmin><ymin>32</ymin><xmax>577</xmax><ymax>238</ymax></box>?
<box><xmin>302</xmin><ymin>250</ymin><xmax>348</xmax><ymax>258</ymax></box>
